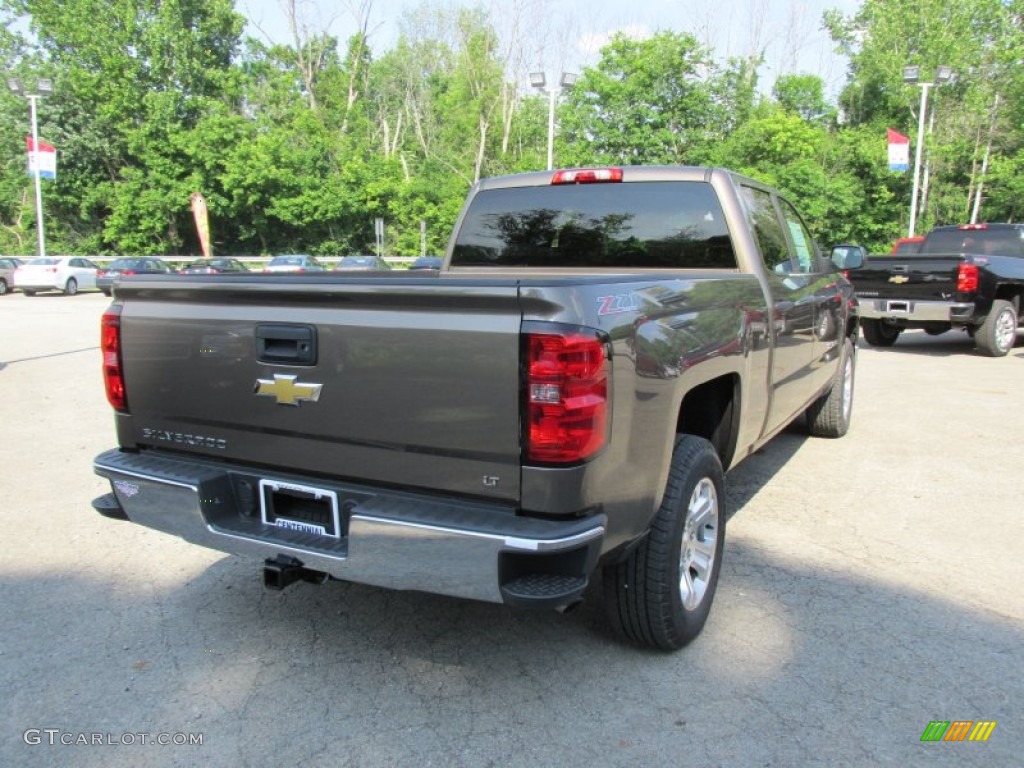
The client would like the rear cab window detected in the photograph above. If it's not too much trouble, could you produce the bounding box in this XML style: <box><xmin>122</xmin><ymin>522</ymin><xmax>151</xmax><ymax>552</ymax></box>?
<box><xmin>451</xmin><ymin>181</ymin><xmax>737</xmax><ymax>269</ymax></box>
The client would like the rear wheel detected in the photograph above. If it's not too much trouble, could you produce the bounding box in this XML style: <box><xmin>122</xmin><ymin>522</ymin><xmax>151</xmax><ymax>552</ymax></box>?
<box><xmin>603</xmin><ymin>435</ymin><xmax>725</xmax><ymax>651</ymax></box>
<box><xmin>861</xmin><ymin>318</ymin><xmax>901</xmax><ymax>347</ymax></box>
<box><xmin>806</xmin><ymin>337</ymin><xmax>855</xmax><ymax>438</ymax></box>
<box><xmin>63</xmin><ymin>277</ymin><xmax>78</xmax><ymax>296</ymax></box>
<box><xmin>975</xmin><ymin>299</ymin><xmax>1018</xmax><ymax>357</ymax></box>
<box><xmin>0</xmin><ymin>278</ymin><xmax>7</xmax><ymax>295</ymax></box>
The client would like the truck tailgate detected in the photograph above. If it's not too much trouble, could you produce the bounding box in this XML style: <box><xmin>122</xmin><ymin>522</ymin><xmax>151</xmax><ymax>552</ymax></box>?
<box><xmin>114</xmin><ymin>278</ymin><xmax>523</xmax><ymax>502</ymax></box>
<box><xmin>851</xmin><ymin>256</ymin><xmax>962</xmax><ymax>301</ymax></box>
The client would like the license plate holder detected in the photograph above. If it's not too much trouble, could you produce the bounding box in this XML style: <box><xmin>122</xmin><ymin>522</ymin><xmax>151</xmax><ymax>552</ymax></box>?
<box><xmin>259</xmin><ymin>479</ymin><xmax>340</xmax><ymax>539</ymax></box>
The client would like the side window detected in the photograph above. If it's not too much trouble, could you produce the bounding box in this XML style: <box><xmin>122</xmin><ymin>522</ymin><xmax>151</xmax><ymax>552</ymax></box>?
<box><xmin>69</xmin><ymin>258</ymin><xmax>82</xmax><ymax>268</ymax></box>
<box><xmin>740</xmin><ymin>186</ymin><xmax>791</xmax><ymax>272</ymax></box>
<box><xmin>779</xmin><ymin>198</ymin><xmax>817</xmax><ymax>272</ymax></box>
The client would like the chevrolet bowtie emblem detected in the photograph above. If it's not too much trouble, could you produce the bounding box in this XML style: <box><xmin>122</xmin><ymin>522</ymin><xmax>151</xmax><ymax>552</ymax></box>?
<box><xmin>888</xmin><ymin>275</ymin><xmax>910</xmax><ymax>284</ymax></box>
<box><xmin>254</xmin><ymin>374</ymin><xmax>323</xmax><ymax>406</ymax></box>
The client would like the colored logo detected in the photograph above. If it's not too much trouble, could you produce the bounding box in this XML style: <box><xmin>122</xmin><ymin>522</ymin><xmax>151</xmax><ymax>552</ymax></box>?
<box><xmin>254</xmin><ymin>374</ymin><xmax>323</xmax><ymax>406</ymax></box>
<box><xmin>920</xmin><ymin>720</ymin><xmax>997</xmax><ymax>742</ymax></box>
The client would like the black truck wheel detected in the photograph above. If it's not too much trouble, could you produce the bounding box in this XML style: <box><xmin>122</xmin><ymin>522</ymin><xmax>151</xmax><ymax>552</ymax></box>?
<box><xmin>861</xmin><ymin>318</ymin><xmax>900</xmax><ymax>347</ymax></box>
<box><xmin>975</xmin><ymin>299</ymin><xmax>1017</xmax><ymax>357</ymax></box>
<box><xmin>603</xmin><ymin>435</ymin><xmax>725</xmax><ymax>651</ymax></box>
<box><xmin>806</xmin><ymin>337</ymin><xmax>855</xmax><ymax>438</ymax></box>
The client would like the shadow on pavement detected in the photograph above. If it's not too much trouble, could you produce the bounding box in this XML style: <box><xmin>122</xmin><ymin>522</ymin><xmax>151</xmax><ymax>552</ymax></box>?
<box><xmin>3</xmin><ymin>504</ymin><xmax>1017</xmax><ymax>767</ymax></box>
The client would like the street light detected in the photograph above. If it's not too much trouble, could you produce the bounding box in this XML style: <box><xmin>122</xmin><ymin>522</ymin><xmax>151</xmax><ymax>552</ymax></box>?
<box><xmin>903</xmin><ymin>65</ymin><xmax>955</xmax><ymax>237</ymax></box>
<box><xmin>8</xmin><ymin>77</ymin><xmax>53</xmax><ymax>259</ymax></box>
<box><xmin>530</xmin><ymin>71</ymin><xmax>577</xmax><ymax>171</ymax></box>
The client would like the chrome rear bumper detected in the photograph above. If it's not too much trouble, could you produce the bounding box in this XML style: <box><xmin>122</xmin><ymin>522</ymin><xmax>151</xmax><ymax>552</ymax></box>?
<box><xmin>857</xmin><ymin>298</ymin><xmax>974</xmax><ymax>323</ymax></box>
<box><xmin>93</xmin><ymin>449</ymin><xmax>604</xmax><ymax>605</ymax></box>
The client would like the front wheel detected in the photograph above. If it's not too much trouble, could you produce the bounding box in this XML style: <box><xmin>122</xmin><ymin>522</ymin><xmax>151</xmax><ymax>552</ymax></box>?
<box><xmin>603</xmin><ymin>435</ymin><xmax>725</xmax><ymax>651</ymax></box>
<box><xmin>806</xmin><ymin>337</ymin><xmax>855</xmax><ymax>438</ymax></box>
<box><xmin>861</xmin><ymin>318</ymin><xmax>901</xmax><ymax>347</ymax></box>
<box><xmin>63</xmin><ymin>277</ymin><xmax>78</xmax><ymax>296</ymax></box>
<box><xmin>975</xmin><ymin>299</ymin><xmax>1017</xmax><ymax>357</ymax></box>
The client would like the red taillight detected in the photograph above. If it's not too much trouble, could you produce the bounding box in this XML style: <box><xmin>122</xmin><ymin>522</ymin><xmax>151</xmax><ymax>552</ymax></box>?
<box><xmin>958</xmin><ymin>224</ymin><xmax>988</xmax><ymax>231</ymax></box>
<box><xmin>122</xmin><ymin>269</ymin><xmax>136</xmax><ymax>276</ymax></box>
<box><xmin>101</xmin><ymin>305</ymin><xmax>127</xmax><ymax>412</ymax></box>
<box><xmin>956</xmin><ymin>263</ymin><xmax>979</xmax><ymax>293</ymax></box>
<box><xmin>551</xmin><ymin>168</ymin><xmax>623</xmax><ymax>185</ymax></box>
<box><xmin>526</xmin><ymin>332</ymin><xmax>608</xmax><ymax>463</ymax></box>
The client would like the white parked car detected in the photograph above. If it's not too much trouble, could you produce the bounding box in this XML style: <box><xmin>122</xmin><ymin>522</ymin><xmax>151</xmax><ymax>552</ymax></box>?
<box><xmin>14</xmin><ymin>256</ymin><xmax>100</xmax><ymax>296</ymax></box>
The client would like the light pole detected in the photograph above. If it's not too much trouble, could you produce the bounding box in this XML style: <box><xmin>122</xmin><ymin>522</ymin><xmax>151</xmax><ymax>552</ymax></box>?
<box><xmin>902</xmin><ymin>65</ymin><xmax>955</xmax><ymax>237</ymax></box>
<box><xmin>530</xmin><ymin>71</ymin><xmax>577</xmax><ymax>171</ymax></box>
<box><xmin>8</xmin><ymin>77</ymin><xmax>53</xmax><ymax>259</ymax></box>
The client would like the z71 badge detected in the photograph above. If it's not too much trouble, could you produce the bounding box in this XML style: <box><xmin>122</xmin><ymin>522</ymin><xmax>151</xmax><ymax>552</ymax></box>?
<box><xmin>597</xmin><ymin>293</ymin><xmax>640</xmax><ymax>316</ymax></box>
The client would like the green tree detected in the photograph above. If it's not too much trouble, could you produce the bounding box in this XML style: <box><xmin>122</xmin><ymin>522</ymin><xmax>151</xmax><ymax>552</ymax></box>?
<box><xmin>561</xmin><ymin>31</ymin><xmax>728</xmax><ymax>166</ymax></box>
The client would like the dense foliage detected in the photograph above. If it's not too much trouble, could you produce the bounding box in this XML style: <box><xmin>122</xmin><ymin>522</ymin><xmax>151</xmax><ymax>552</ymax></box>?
<box><xmin>1</xmin><ymin>0</ymin><xmax>1021</xmax><ymax>256</ymax></box>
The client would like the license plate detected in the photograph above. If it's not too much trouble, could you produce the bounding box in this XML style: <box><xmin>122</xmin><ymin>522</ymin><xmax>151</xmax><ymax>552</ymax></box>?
<box><xmin>259</xmin><ymin>479</ymin><xmax>340</xmax><ymax>539</ymax></box>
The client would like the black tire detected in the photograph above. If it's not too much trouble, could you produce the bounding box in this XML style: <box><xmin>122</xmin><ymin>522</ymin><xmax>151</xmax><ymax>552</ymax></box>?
<box><xmin>63</xmin><ymin>278</ymin><xmax>78</xmax><ymax>296</ymax></box>
<box><xmin>0</xmin><ymin>278</ymin><xmax>7</xmax><ymax>295</ymax></box>
<box><xmin>806</xmin><ymin>336</ymin><xmax>855</xmax><ymax>438</ymax></box>
<box><xmin>101</xmin><ymin>288</ymin><xmax>112</xmax><ymax>297</ymax></box>
<box><xmin>861</xmin><ymin>318</ymin><xmax>901</xmax><ymax>347</ymax></box>
<box><xmin>603</xmin><ymin>435</ymin><xmax>725</xmax><ymax>651</ymax></box>
<box><xmin>974</xmin><ymin>299</ymin><xmax>1017</xmax><ymax>357</ymax></box>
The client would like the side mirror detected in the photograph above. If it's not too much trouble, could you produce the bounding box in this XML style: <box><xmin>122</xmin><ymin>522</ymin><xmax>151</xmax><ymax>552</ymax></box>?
<box><xmin>830</xmin><ymin>245</ymin><xmax>864</xmax><ymax>270</ymax></box>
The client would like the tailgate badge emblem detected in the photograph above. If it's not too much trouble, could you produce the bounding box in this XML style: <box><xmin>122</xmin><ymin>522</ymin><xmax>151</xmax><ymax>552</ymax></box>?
<box><xmin>888</xmin><ymin>275</ymin><xmax>910</xmax><ymax>284</ymax></box>
<box><xmin>255</xmin><ymin>374</ymin><xmax>323</xmax><ymax>406</ymax></box>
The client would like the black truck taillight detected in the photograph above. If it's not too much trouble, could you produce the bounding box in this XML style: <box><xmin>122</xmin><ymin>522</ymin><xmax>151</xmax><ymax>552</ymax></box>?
<box><xmin>956</xmin><ymin>262</ymin><xmax>979</xmax><ymax>293</ymax></box>
<box><xmin>101</xmin><ymin>304</ymin><xmax>127</xmax><ymax>412</ymax></box>
<box><xmin>525</xmin><ymin>331</ymin><xmax>608</xmax><ymax>463</ymax></box>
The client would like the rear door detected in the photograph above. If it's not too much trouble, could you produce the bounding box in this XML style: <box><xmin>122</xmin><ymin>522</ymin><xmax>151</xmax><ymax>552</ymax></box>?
<box><xmin>739</xmin><ymin>185</ymin><xmax>821</xmax><ymax>433</ymax></box>
<box><xmin>116</xmin><ymin>277</ymin><xmax>525</xmax><ymax>502</ymax></box>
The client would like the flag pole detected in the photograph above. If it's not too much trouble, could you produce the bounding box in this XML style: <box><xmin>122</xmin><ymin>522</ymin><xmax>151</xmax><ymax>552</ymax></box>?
<box><xmin>28</xmin><ymin>95</ymin><xmax>46</xmax><ymax>259</ymax></box>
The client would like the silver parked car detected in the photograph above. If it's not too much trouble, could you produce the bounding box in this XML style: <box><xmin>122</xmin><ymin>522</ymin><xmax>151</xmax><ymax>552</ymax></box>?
<box><xmin>0</xmin><ymin>257</ymin><xmax>23</xmax><ymax>295</ymax></box>
<box><xmin>263</xmin><ymin>254</ymin><xmax>327</xmax><ymax>273</ymax></box>
<box><xmin>14</xmin><ymin>256</ymin><xmax>100</xmax><ymax>296</ymax></box>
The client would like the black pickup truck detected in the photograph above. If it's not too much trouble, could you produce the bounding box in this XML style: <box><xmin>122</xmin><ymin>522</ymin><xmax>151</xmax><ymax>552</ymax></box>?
<box><xmin>92</xmin><ymin>166</ymin><xmax>859</xmax><ymax>651</ymax></box>
<box><xmin>845</xmin><ymin>223</ymin><xmax>1024</xmax><ymax>356</ymax></box>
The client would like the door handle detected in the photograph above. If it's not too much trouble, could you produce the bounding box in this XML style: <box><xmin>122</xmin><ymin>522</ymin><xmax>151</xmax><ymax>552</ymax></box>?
<box><xmin>256</xmin><ymin>324</ymin><xmax>317</xmax><ymax>365</ymax></box>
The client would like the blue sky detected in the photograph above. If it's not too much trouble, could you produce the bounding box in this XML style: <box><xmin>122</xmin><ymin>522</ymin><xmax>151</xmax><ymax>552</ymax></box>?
<box><xmin>239</xmin><ymin>0</ymin><xmax>862</xmax><ymax>98</ymax></box>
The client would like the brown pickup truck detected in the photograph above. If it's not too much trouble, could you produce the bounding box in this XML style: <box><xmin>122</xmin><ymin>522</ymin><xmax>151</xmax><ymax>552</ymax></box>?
<box><xmin>92</xmin><ymin>166</ymin><xmax>859</xmax><ymax>650</ymax></box>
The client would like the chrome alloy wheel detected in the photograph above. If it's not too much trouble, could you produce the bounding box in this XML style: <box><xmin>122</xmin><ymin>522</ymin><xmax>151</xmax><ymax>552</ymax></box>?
<box><xmin>679</xmin><ymin>477</ymin><xmax>719</xmax><ymax>611</ymax></box>
<box><xmin>993</xmin><ymin>307</ymin><xmax>1016</xmax><ymax>353</ymax></box>
<box><xmin>841</xmin><ymin>350</ymin><xmax>854</xmax><ymax>423</ymax></box>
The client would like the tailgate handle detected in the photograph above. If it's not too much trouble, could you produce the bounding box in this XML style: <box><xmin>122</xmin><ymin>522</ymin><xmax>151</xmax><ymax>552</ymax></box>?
<box><xmin>890</xmin><ymin>264</ymin><xmax>908</xmax><ymax>273</ymax></box>
<box><xmin>256</xmin><ymin>324</ymin><xmax>317</xmax><ymax>365</ymax></box>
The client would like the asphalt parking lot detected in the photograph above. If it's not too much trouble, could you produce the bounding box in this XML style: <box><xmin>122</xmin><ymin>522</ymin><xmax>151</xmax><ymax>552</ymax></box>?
<box><xmin>1</xmin><ymin>290</ymin><xmax>1021</xmax><ymax>767</ymax></box>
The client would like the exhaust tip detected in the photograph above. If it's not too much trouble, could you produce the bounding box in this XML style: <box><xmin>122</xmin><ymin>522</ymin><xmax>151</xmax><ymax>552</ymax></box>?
<box><xmin>554</xmin><ymin>599</ymin><xmax>584</xmax><ymax>615</ymax></box>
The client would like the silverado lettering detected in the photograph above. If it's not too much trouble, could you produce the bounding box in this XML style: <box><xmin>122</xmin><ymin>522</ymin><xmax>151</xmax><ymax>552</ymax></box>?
<box><xmin>141</xmin><ymin>428</ymin><xmax>227</xmax><ymax>450</ymax></box>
